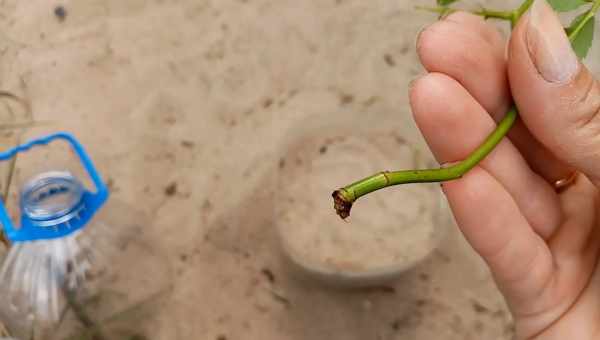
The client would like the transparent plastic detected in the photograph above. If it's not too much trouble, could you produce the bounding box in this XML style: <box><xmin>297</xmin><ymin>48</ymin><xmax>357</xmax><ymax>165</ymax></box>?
<box><xmin>275</xmin><ymin>110</ymin><xmax>453</xmax><ymax>287</ymax></box>
<box><xmin>0</xmin><ymin>91</ymin><xmax>31</xmax><ymax>337</ymax></box>
<box><xmin>0</xmin><ymin>134</ymin><xmax>172</xmax><ymax>340</ymax></box>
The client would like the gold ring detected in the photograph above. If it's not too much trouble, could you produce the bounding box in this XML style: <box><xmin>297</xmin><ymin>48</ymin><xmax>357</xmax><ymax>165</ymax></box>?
<box><xmin>554</xmin><ymin>171</ymin><xmax>579</xmax><ymax>192</ymax></box>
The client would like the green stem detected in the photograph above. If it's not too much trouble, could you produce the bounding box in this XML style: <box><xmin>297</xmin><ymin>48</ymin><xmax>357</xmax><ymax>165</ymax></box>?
<box><xmin>332</xmin><ymin>0</ymin><xmax>600</xmax><ymax>219</ymax></box>
<box><xmin>415</xmin><ymin>5</ymin><xmax>514</xmax><ymax>21</ymax></box>
<box><xmin>333</xmin><ymin>107</ymin><xmax>517</xmax><ymax>218</ymax></box>
<box><xmin>513</xmin><ymin>0</ymin><xmax>534</xmax><ymax>25</ymax></box>
<box><xmin>568</xmin><ymin>0</ymin><xmax>600</xmax><ymax>41</ymax></box>
<box><xmin>477</xmin><ymin>8</ymin><xmax>514</xmax><ymax>21</ymax></box>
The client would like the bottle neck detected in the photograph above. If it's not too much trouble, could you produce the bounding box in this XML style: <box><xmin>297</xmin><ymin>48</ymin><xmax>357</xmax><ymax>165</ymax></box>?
<box><xmin>20</xmin><ymin>171</ymin><xmax>85</xmax><ymax>228</ymax></box>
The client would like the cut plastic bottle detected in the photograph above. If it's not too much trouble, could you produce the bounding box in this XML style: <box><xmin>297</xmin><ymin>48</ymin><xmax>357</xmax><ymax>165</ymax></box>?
<box><xmin>0</xmin><ymin>133</ymin><xmax>171</xmax><ymax>340</ymax></box>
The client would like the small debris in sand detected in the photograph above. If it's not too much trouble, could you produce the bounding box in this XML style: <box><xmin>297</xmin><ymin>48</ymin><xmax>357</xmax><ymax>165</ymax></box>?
<box><xmin>400</xmin><ymin>44</ymin><xmax>410</xmax><ymax>55</ymax></box>
<box><xmin>363</xmin><ymin>96</ymin><xmax>380</xmax><ymax>107</ymax></box>
<box><xmin>201</xmin><ymin>199</ymin><xmax>213</xmax><ymax>213</ymax></box>
<box><xmin>181</xmin><ymin>140</ymin><xmax>195</xmax><ymax>148</ymax></box>
<box><xmin>471</xmin><ymin>300</ymin><xmax>490</xmax><ymax>314</ymax></box>
<box><xmin>266</xmin><ymin>287</ymin><xmax>291</xmax><ymax>307</ymax></box>
<box><xmin>263</xmin><ymin>98</ymin><xmax>273</xmax><ymax>108</ymax></box>
<box><xmin>261</xmin><ymin>268</ymin><xmax>275</xmax><ymax>284</ymax></box>
<box><xmin>165</xmin><ymin>182</ymin><xmax>178</xmax><ymax>196</ymax></box>
<box><xmin>384</xmin><ymin>54</ymin><xmax>396</xmax><ymax>67</ymax></box>
<box><xmin>339</xmin><ymin>93</ymin><xmax>354</xmax><ymax>105</ymax></box>
<box><xmin>415</xmin><ymin>299</ymin><xmax>427</xmax><ymax>308</ymax></box>
<box><xmin>54</xmin><ymin>5</ymin><xmax>67</xmax><ymax>22</ymax></box>
<box><xmin>106</xmin><ymin>178</ymin><xmax>116</xmax><ymax>191</ymax></box>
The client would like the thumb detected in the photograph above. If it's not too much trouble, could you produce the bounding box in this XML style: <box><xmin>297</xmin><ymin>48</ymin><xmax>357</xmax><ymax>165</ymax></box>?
<box><xmin>508</xmin><ymin>0</ymin><xmax>600</xmax><ymax>185</ymax></box>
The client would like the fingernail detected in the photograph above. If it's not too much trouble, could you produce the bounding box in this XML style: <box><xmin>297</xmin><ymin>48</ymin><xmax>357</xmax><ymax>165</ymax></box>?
<box><xmin>527</xmin><ymin>0</ymin><xmax>579</xmax><ymax>83</ymax></box>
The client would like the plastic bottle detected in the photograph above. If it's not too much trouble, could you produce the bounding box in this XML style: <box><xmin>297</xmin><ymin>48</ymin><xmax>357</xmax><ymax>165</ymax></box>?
<box><xmin>0</xmin><ymin>132</ymin><xmax>171</xmax><ymax>340</ymax></box>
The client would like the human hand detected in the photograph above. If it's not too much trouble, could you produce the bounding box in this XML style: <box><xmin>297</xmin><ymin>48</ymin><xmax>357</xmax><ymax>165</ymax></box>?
<box><xmin>411</xmin><ymin>0</ymin><xmax>600</xmax><ymax>339</ymax></box>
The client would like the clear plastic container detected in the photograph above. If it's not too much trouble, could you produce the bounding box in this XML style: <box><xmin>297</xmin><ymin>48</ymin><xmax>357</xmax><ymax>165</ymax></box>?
<box><xmin>275</xmin><ymin>110</ymin><xmax>452</xmax><ymax>287</ymax></box>
<box><xmin>0</xmin><ymin>133</ymin><xmax>171</xmax><ymax>340</ymax></box>
<box><xmin>0</xmin><ymin>92</ymin><xmax>31</xmax><ymax>336</ymax></box>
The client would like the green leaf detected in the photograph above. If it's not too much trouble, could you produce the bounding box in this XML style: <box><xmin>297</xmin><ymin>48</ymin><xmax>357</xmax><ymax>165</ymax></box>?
<box><xmin>436</xmin><ymin>0</ymin><xmax>458</xmax><ymax>6</ymax></box>
<box><xmin>568</xmin><ymin>13</ymin><xmax>595</xmax><ymax>59</ymax></box>
<box><xmin>547</xmin><ymin>0</ymin><xmax>588</xmax><ymax>12</ymax></box>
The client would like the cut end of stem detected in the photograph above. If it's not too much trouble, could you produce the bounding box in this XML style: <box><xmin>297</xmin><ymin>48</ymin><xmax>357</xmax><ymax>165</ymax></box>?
<box><xmin>332</xmin><ymin>189</ymin><xmax>354</xmax><ymax>220</ymax></box>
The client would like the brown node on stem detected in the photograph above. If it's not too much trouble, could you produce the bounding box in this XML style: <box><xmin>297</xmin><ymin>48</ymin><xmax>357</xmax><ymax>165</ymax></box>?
<box><xmin>332</xmin><ymin>190</ymin><xmax>353</xmax><ymax>220</ymax></box>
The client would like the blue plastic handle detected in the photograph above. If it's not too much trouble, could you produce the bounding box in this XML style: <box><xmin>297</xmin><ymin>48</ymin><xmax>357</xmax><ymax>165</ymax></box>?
<box><xmin>0</xmin><ymin>132</ymin><xmax>109</xmax><ymax>242</ymax></box>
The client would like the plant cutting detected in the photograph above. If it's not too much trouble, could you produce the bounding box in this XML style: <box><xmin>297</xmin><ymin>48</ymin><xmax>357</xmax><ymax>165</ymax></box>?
<box><xmin>332</xmin><ymin>0</ymin><xmax>599</xmax><ymax>219</ymax></box>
